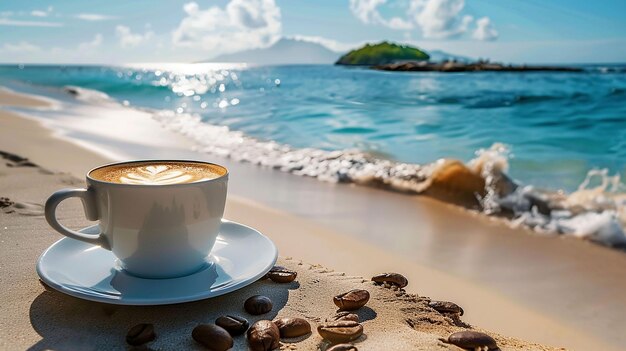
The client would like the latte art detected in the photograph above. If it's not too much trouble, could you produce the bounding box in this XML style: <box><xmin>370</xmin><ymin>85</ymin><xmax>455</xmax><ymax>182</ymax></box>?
<box><xmin>90</xmin><ymin>161</ymin><xmax>226</xmax><ymax>185</ymax></box>
<box><xmin>120</xmin><ymin>166</ymin><xmax>196</xmax><ymax>185</ymax></box>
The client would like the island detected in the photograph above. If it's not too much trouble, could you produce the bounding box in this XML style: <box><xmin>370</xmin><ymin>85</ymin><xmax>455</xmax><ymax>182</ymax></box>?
<box><xmin>335</xmin><ymin>42</ymin><xmax>429</xmax><ymax>66</ymax></box>
<box><xmin>336</xmin><ymin>41</ymin><xmax>583</xmax><ymax>73</ymax></box>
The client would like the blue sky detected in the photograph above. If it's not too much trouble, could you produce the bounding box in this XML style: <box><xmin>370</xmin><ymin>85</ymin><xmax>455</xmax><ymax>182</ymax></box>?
<box><xmin>1</xmin><ymin>0</ymin><xmax>625</xmax><ymax>63</ymax></box>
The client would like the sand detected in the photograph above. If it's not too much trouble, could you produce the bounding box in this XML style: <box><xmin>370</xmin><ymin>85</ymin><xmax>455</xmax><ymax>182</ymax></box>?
<box><xmin>0</xmin><ymin>87</ymin><xmax>622</xmax><ymax>350</ymax></box>
<box><xmin>0</xmin><ymin>152</ymin><xmax>557</xmax><ymax>351</ymax></box>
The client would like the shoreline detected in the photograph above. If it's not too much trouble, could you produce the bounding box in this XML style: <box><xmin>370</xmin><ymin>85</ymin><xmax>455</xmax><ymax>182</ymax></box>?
<box><xmin>5</xmin><ymin>81</ymin><xmax>625</xmax><ymax>251</ymax></box>
<box><xmin>371</xmin><ymin>60</ymin><xmax>585</xmax><ymax>73</ymax></box>
<box><xmin>1</xmin><ymin>87</ymin><xmax>625</xmax><ymax>350</ymax></box>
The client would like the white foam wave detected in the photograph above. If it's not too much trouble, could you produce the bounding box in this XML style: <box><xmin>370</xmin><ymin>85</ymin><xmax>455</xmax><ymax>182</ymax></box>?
<box><xmin>151</xmin><ymin>110</ymin><xmax>432</xmax><ymax>190</ymax></box>
<box><xmin>63</xmin><ymin>85</ymin><xmax>113</xmax><ymax>104</ymax></box>
<box><xmin>473</xmin><ymin>146</ymin><xmax>626</xmax><ymax>247</ymax></box>
<box><xmin>151</xmin><ymin>110</ymin><xmax>626</xmax><ymax>248</ymax></box>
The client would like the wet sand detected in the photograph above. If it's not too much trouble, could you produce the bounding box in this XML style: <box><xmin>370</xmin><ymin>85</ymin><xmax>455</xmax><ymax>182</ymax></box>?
<box><xmin>1</xmin><ymin>87</ymin><xmax>625</xmax><ymax>350</ymax></box>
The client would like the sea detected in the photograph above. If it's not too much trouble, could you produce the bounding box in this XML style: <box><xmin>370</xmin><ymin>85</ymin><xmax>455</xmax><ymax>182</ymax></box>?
<box><xmin>1</xmin><ymin>63</ymin><xmax>625</xmax><ymax>246</ymax></box>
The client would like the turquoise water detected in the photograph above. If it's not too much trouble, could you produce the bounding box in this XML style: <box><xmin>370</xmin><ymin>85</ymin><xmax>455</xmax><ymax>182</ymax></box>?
<box><xmin>1</xmin><ymin>63</ymin><xmax>625</xmax><ymax>192</ymax></box>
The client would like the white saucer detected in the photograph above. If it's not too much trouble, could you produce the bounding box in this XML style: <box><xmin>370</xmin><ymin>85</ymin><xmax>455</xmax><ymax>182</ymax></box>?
<box><xmin>36</xmin><ymin>219</ymin><xmax>278</xmax><ymax>305</ymax></box>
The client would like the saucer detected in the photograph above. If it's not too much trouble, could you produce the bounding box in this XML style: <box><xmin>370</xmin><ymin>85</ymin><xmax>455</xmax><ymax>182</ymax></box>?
<box><xmin>36</xmin><ymin>219</ymin><xmax>278</xmax><ymax>305</ymax></box>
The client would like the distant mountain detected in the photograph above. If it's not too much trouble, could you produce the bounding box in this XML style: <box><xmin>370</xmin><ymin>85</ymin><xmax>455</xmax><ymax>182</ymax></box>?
<box><xmin>427</xmin><ymin>50</ymin><xmax>473</xmax><ymax>63</ymax></box>
<box><xmin>336</xmin><ymin>42</ymin><xmax>429</xmax><ymax>66</ymax></box>
<box><xmin>207</xmin><ymin>38</ymin><xmax>340</xmax><ymax>65</ymax></box>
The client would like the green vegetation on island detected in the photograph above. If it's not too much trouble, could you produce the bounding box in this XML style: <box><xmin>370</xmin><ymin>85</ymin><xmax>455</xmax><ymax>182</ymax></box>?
<box><xmin>335</xmin><ymin>42</ymin><xmax>429</xmax><ymax>66</ymax></box>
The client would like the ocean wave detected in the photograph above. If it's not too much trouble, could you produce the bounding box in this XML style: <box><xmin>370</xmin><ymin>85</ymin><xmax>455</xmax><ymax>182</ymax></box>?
<box><xmin>150</xmin><ymin>109</ymin><xmax>626</xmax><ymax>248</ymax></box>
<box><xmin>63</xmin><ymin>85</ymin><xmax>113</xmax><ymax>104</ymax></box>
<box><xmin>435</xmin><ymin>93</ymin><xmax>585</xmax><ymax>109</ymax></box>
<box><xmin>58</xmin><ymin>84</ymin><xmax>626</xmax><ymax>248</ymax></box>
<box><xmin>477</xmin><ymin>146</ymin><xmax>626</xmax><ymax>246</ymax></box>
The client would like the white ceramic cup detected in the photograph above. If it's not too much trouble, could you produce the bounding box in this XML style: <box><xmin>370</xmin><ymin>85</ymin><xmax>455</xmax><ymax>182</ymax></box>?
<box><xmin>44</xmin><ymin>160</ymin><xmax>228</xmax><ymax>278</ymax></box>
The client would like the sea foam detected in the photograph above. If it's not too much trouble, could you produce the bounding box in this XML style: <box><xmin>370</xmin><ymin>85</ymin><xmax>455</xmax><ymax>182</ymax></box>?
<box><xmin>149</xmin><ymin>109</ymin><xmax>626</xmax><ymax>248</ymax></box>
<box><xmin>62</xmin><ymin>85</ymin><xmax>626</xmax><ymax>249</ymax></box>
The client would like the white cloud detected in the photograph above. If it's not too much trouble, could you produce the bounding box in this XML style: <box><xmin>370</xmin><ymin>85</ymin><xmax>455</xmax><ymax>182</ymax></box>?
<box><xmin>349</xmin><ymin>0</ymin><xmax>414</xmax><ymax>30</ymax></box>
<box><xmin>172</xmin><ymin>0</ymin><xmax>281</xmax><ymax>54</ymax></box>
<box><xmin>386</xmin><ymin>17</ymin><xmax>414</xmax><ymax>30</ymax></box>
<box><xmin>75</xmin><ymin>13</ymin><xmax>117</xmax><ymax>21</ymax></box>
<box><xmin>31</xmin><ymin>10</ymin><xmax>48</xmax><ymax>17</ymax></box>
<box><xmin>287</xmin><ymin>35</ymin><xmax>359</xmax><ymax>53</ymax></box>
<box><xmin>410</xmin><ymin>0</ymin><xmax>472</xmax><ymax>39</ymax></box>
<box><xmin>31</xmin><ymin>7</ymin><xmax>53</xmax><ymax>17</ymax></box>
<box><xmin>349</xmin><ymin>0</ymin><xmax>497</xmax><ymax>41</ymax></box>
<box><xmin>78</xmin><ymin>34</ymin><xmax>103</xmax><ymax>51</ymax></box>
<box><xmin>1</xmin><ymin>41</ymin><xmax>41</xmax><ymax>52</ymax></box>
<box><xmin>349</xmin><ymin>0</ymin><xmax>385</xmax><ymax>24</ymax></box>
<box><xmin>473</xmin><ymin>16</ymin><xmax>498</xmax><ymax>41</ymax></box>
<box><xmin>0</xmin><ymin>18</ymin><xmax>63</xmax><ymax>27</ymax></box>
<box><xmin>115</xmin><ymin>25</ymin><xmax>154</xmax><ymax>47</ymax></box>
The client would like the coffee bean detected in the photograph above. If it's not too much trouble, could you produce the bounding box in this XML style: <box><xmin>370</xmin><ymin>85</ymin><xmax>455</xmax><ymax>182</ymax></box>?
<box><xmin>328</xmin><ymin>312</ymin><xmax>359</xmax><ymax>323</ymax></box>
<box><xmin>327</xmin><ymin>344</ymin><xmax>358</xmax><ymax>351</ymax></box>
<box><xmin>247</xmin><ymin>320</ymin><xmax>280</xmax><ymax>351</ymax></box>
<box><xmin>126</xmin><ymin>323</ymin><xmax>155</xmax><ymax>346</ymax></box>
<box><xmin>371</xmin><ymin>273</ymin><xmax>408</xmax><ymax>288</ymax></box>
<box><xmin>192</xmin><ymin>324</ymin><xmax>233</xmax><ymax>351</ymax></box>
<box><xmin>443</xmin><ymin>331</ymin><xmax>497</xmax><ymax>350</ymax></box>
<box><xmin>244</xmin><ymin>295</ymin><xmax>273</xmax><ymax>315</ymax></box>
<box><xmin>333</xmin><ymin>289</ymin><xmax>370</xmax><ymax>311</ymax></box>
<box><xmin>262</xmin><ymin>265</ymin><xmax>286</xmax><ymax>279</ymax></box>
<box><xmin>317</xmin><ymin>321</ymin><xmax>363</xmax><ymax>343</ymax></box>
<box><xmin>215</xmin><ymin>315</ymin><xmax>249</xmax><ymax>336</ymax></box>
<box><xmin>274</xmin><ymin>317</ymin><xmax>311</xmax><ymax>338</ymax></box>
<box><xmin>428</xmin><ymin>301</ymin><xmax>464</xmax><ymax>316</ymax></box>
<box><xmin>267</xmin><ymin>266</ymin><xmax>297</xmax><ymax>283</ymax></box>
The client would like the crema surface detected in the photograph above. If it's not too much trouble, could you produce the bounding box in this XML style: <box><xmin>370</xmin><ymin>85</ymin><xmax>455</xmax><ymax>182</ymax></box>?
<box><xmin>90</xmin><ymin>161</ymin><xmax>225</xmax><ymax>185</ymax></box>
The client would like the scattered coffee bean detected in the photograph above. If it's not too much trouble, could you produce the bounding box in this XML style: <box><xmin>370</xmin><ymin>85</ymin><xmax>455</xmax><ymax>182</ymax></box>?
<box><xmin>328</xmin><ymin>312</ymin><xmax>359</xmax><ymax>323</ymax></box>
<box><xmin>215</xmin><ymin>315</ymin><xmax>249</xmax><ymax>336</ymax></box>
<box><xmin>247</xmin><ymin>320</ymin><xmax>280</xmax><ymax>351</ymax></box>
<box><xmin>262</xmin><ymin>265</ymin><xmax>286</xmax><ymax>278</ymax></box>
<box><xmin>267</xmin><ymin>266</ymin><xmax>297</xmax><ymax>283</ymax></box>
<box><xmin>126</xmin><ymin>323</ymin><xmax>155</xmax><ymax>346</ymax></box>
<box><xmin>244</xmin><ymin>295</ymin><xmax>273</xmax><ymax>315</ymax></box>
<box><xmin>192</xmin><ymin>324</ymin><xmax>233</xmax><ymax>351</ymax></box>
<box><xmin>441</xmin><ymin>331</ymin><xmax>498</xmax><ymax>350</ymax></box>
<box><xmin>274</xmin><ymin>317</ymin><xmax>311</xmax><ymax>338</ymax></box>
<box><xmin>327</xmin><ymin>344</ymin><xmax>358</xmax><ymax>351</ymax></box>
<box><xmin>371</xmin><ymin>273</ymin><xmax>408</xmax><ymax>288</ymax></box>
<box><xmin>317</xmin><ymin>321</ymin><xmax>363</xmax><ymax>343</ymax></box>
<box><xmin>333</xmin><ymin>289</ymin><xmax>370</xmax><ymax>311</ymax></box>
<box><xmin>428</xmin><ymin>301</ymin><xmax>464</xmax><ymax>316</ymax></box>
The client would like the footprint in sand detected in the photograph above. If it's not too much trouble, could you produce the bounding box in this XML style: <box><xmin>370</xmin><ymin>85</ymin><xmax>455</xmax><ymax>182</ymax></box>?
<box><xmin>0</xmin><ymin>197</ymin><xmax>44</xmax><ymax>216</ymax></box>
<box><xmin>0</xmin><ymin>151</ymin><xmax>38</xmax><ymax>167</ymax></box>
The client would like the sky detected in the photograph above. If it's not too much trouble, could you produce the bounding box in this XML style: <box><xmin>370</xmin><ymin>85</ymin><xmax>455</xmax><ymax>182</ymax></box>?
<box><xmin>1</xmin><ymin>0</ymin><xmax>625</xmax><ymax>64</ymax></box>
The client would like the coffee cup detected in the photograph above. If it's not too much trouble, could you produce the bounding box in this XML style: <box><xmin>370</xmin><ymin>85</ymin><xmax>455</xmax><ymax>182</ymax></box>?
<box><xmin>44</xmin><ymin>160</ymin><xmax>228</xmax><ymax>278</ymax></box>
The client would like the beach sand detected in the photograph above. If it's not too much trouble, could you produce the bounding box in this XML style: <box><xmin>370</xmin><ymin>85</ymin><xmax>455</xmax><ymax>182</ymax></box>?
<box><xmin>0</xmin><ymin>87</ymin><xmax>624</xmax><ymax>350</ymax></box>
<box><xmin>0</xmin><ymin>150</ymin><xmax>554</xmax><ymax>351</ymax></box>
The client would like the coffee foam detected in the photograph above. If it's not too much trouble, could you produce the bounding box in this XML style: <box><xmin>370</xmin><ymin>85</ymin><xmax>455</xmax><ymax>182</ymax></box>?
<box><xmin>90</xmin><ymin>161</ymin><xmax>225</xmax><ymax>185</ymax></box>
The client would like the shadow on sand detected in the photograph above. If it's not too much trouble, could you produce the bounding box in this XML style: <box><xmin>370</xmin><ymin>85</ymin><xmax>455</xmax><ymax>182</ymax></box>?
<box><xmin>28</xmin><ymin>280</ymin><xmax>296</xmax><ymax>350</ymax></box>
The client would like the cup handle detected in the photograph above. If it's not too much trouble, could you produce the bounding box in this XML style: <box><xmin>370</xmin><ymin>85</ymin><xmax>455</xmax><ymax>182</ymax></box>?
<box><xmin>45</xmin><ymin>188</ymin><xmax>111</xmax><ymax>250</ymax></box>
